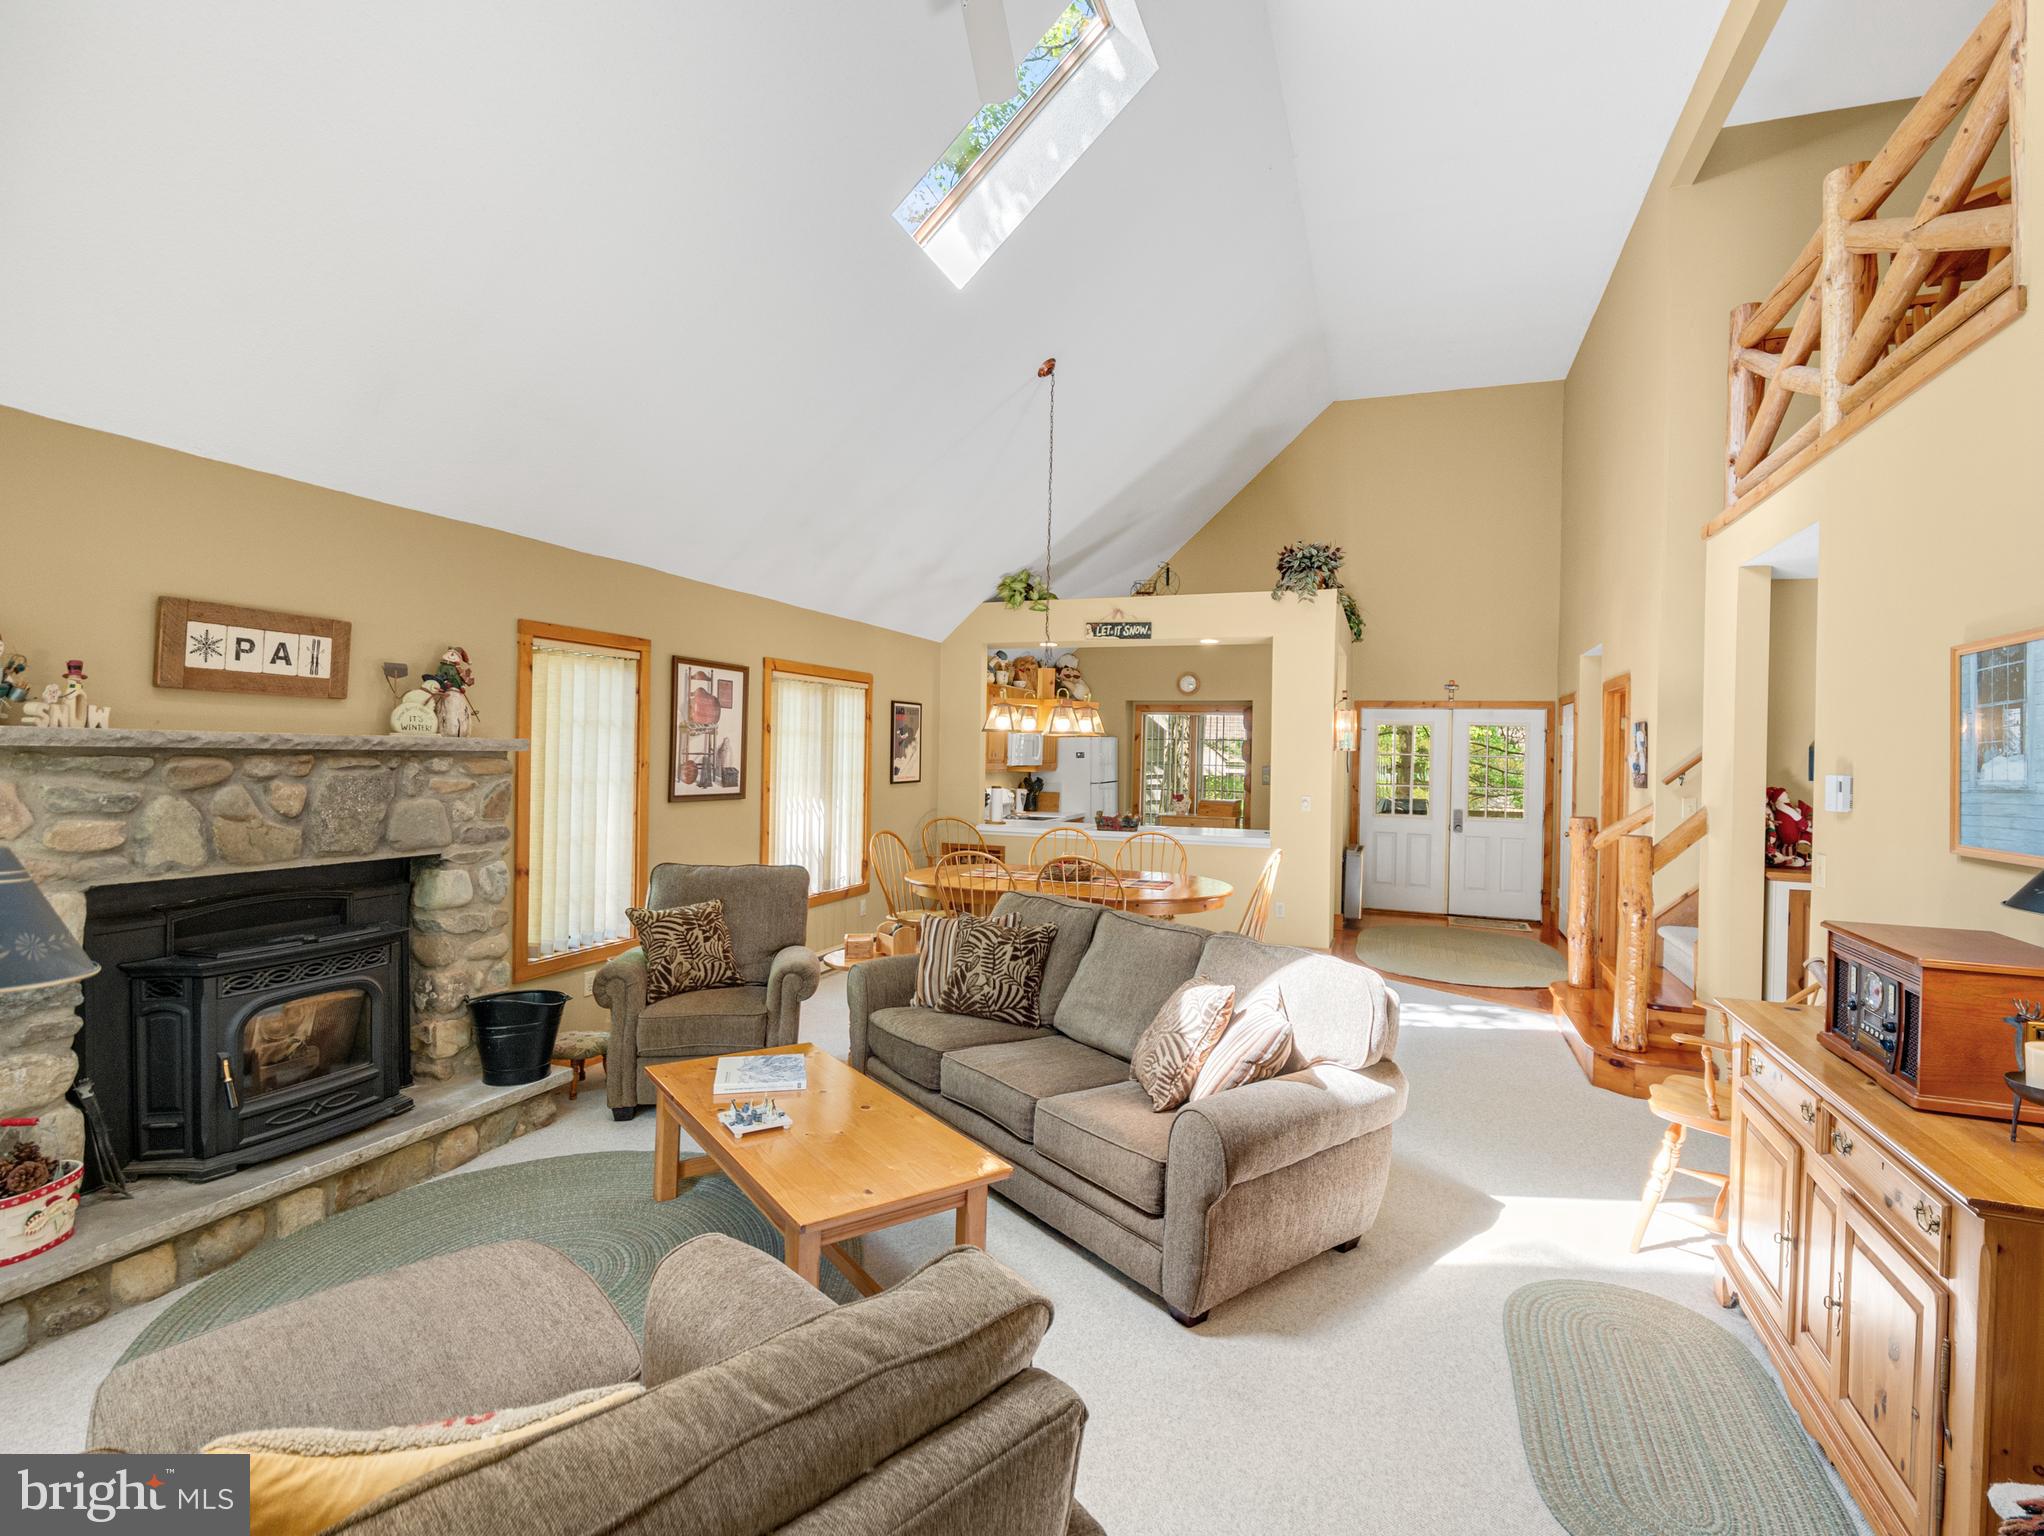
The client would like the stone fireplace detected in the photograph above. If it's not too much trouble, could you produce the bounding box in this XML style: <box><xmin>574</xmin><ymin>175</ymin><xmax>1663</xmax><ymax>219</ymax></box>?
<box><xmin>0</xmin><ymin>729</ymin><xmax>525</xmax><ymax>1169</ymax></box>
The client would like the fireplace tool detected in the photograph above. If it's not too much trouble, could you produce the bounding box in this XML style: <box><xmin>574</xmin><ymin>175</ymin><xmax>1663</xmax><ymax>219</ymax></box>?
<box><xmin>69</xmin><ymin>1077</ymin><xmax>131</xmax><ymax>1198</ymax></box>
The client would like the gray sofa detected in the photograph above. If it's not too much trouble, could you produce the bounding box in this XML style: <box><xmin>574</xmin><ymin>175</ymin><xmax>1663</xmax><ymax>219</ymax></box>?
<box><xmin>91</xmin><ymin>1234</ymin><xmax>1102</xmax><ymax>1536</ymax></box>
<box><xmin>848</xmin><ymin>893</ymin><xmax>1407</xmax><ymax>1325</ymax></box>
<box><xmin>594</xmin><ymin>862</ymin><xmax>822</xmax><ymax>1120</ymax></box>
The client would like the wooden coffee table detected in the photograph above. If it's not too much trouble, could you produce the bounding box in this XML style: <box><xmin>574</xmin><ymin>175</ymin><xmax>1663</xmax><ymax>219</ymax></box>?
<box><xmin>646</xmin><ymin>1044</ymin><xmax>1011</xmax><ymax>1295</ymax></box>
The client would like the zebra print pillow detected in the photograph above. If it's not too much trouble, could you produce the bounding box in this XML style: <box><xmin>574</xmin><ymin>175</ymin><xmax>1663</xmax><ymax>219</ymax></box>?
<box><xmin>1186</xmin><ymin>984</ymin><xmax>1293</xmax><ymax>1101</ymax></box>
<box><xmin>913</xmin><ymin>912</ymin><xmax>1018</xmax><ymax>1010</ymax></box>
<box><xmin>1129</xmin><ymin>978</ymin><xmax>1238</xmax><ymax>1111</ymax></box>
<box><xmin>943</xmin><ymin>919</ymin><xmax>1058</xmax><ymax>1027</ymax></box>
<box><xmin>627</xmin><ymin>898</ymin><xmax>740</xmax><ymax>1002</ymax></box>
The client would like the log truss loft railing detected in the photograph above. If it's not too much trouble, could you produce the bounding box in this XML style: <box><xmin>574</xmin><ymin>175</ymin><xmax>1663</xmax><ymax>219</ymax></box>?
<box><xmin>1566</xmin><ymin>806</ymin><xmax>1709</xmax><ymax>1053</ymax></box>
<box><xmin>1709</xmin><ymin>0</ymin><xmax>2025</xmax><ymax>537</ymax></box>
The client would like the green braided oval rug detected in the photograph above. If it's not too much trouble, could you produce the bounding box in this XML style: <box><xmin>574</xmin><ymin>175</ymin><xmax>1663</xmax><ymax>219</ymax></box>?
<box><xmin>1504</xmin><ymin>1280</ymin><xmax>1856</xmax><ymax>1536</ymax></box>
<box><xmin>120</xmin><ymin>1152</ymin><xmax>857</xmax><ymax>1364</ymax></box>
<box><xmin>1353</xmin><ymin>925</ymin><xmax>1566</xmax><ymax>988</ymax></box>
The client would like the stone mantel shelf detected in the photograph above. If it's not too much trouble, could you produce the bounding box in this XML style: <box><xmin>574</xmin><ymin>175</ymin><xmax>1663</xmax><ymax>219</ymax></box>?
<box><xmin>0</xmin><ymin>729</ymin><xmax>526</xmax><ymax>755</ymax></box>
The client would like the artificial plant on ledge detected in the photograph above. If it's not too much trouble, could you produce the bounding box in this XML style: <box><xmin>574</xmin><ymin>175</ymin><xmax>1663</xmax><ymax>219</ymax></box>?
<box><xmin>996</xmin><ymin>569</ymin><xmax>1056</xmax><ymax>612</ymax></box>
<box><xmin>1272</xmin><ymin>541</ymin><xmax>1364</xmax><ymax>641</ymax></box>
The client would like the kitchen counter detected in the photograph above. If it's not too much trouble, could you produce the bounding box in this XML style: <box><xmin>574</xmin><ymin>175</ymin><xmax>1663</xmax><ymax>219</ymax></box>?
<box><xmin>975</xmin><ymin>820</ymin><xmax>1271</xmax><ymax>850</ymax></box>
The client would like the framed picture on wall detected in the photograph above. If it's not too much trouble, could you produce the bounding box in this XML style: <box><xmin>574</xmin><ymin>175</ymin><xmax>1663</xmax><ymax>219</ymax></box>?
<box><xmin>671</xmin><ymin>657</ymin><xmax>748</xmax><ymax>801</ymax></box>
<box><xmin>1630</xmin><ymin>720</ymin><xmax>1649</xmax><ymax>788</ymax></box>
<box><xmin>1952</xmin><ymin>625</ymin><xmax>2044</xmax><ymax>866</ymax></box>
<box><xmin>890</xmin><ymin>700</ymin><xmax>923</xmax><ymax>784</ymax></box>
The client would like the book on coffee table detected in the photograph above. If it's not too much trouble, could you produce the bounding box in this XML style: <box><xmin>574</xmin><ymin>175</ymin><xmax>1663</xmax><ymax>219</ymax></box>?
<box><xmin>713</xmin><ymin>1053</ymin><xmax>808</xmax><ymax>1096</ymax></box>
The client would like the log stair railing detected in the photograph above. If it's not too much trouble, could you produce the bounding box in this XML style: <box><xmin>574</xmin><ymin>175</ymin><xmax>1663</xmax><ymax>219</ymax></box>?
<box><xmin>1552</xmin><ymin>803</ymin><xmax>1710</xmax><ymax>1099</ymax></box>
<box><xmin>1709</xmin><ymin>0</ymin><xmax>2024</xmax><ymax>537</ymax></box>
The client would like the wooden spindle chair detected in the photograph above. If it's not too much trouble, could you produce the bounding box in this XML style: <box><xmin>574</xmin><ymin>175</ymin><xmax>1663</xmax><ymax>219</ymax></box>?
<box><xmin>1630</xmin><ymin>1025</ymin><xmax>1742</xmax><ymax>1253</ymax></box>
<box><xmin>921</xmin><ymin>816</ymin><xmax>989</xmax><ymax>865</ymax></box>
<box><xmin>869</xmin><ymin>831</ymin><xmax>935</xmax><ymax>928</ymax></box>
<box><xmin>1035</xmin><ymin>855</ymin><xmax>1125</xmax><ymax>910</ymax></box>
<box><xmin>1029</xmin><ymin>826</ymin><xmax>1098</xmax><ymax>868</ymax></box>
<box><xmin>1238</xmin><ymin>848</ymin><xmax>1282</xmax><ymax>940</ymax></box>
<box><xmin>1113</xmin><ymin>831</ymin><xmax>1187</xmax><ymax>879</ymax></box>
<box><xmin>932</xmin><ymin>849</ymin><xmax>1012</xmax><ymax>919</ymax></box>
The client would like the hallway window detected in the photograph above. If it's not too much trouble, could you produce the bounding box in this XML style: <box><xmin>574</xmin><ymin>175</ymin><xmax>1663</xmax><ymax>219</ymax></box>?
<box><xmin>1464</xmin><ymin>723</ymin><xmax>1527</xmax><ymax>820</ymax></box>
<box><xmin>1374</xmin><ymin>723</ymin><xmax>1432</xmax><ymax>816</ymax></box>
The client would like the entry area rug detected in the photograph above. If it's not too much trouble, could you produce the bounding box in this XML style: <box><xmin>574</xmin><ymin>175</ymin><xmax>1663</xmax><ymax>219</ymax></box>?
<box><xmin>121</xmin><ymin>1151</ymin><xmax>858</xmax><ymax>1363</ymax></box>
<box><xmin>1503</xmin><ymin>1280</ymin><xmax>1857</xmax><ymax>1536</ymax></box>
<box><xmin>1447</xmin><ymin>915</ymin><xmax>1535</xmax><ymax>933</ymax></box>
<box><xmin>1353</xmin><ymin>924</ymin><xmax>1565</xmax><ymax>989</ymax></box>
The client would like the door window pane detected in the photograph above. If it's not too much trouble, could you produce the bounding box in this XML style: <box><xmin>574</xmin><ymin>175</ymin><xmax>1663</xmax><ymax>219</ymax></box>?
<box><xmin>1374</xmin><ymin>724</ymin><xmax>1432</xmax><ymax>816</ymax></box>
<box><xmin>1464</xmin><ymin>723</ymin><xmax>1527</xmax><ymax>820</ymax></box>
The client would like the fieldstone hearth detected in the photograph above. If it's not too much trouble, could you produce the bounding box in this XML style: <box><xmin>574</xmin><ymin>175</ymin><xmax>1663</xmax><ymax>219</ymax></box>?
<box><xmin>0</xmin><ymin>728</ymin><xmax>546</xmax><ymax>1361</ymax></box>
<box><xmin>0</xmin><ymin>728</ymin><xmax>528</xmax><ymax>1156</ymax></box>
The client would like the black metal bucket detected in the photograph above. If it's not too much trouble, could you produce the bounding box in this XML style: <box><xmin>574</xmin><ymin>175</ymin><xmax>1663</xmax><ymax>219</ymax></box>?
<box><xmin>469</xmin><ymin>989</ymin><xmax>570</xmax><ymax>1086</ymax></box>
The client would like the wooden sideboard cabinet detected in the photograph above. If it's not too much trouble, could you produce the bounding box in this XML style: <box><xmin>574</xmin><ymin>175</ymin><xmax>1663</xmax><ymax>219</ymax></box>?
<box><xmin>1718</xmin><ymin>1000</ymin><xmax>2044</xmax><ymax>1536</ymax></box>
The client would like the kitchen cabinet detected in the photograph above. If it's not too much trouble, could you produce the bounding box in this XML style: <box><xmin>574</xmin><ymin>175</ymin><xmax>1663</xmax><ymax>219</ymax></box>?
<box><xmin>1716</xmin><ymin>1000</ymin><xmax>2044</xmax><ymax>1536</ymax></box>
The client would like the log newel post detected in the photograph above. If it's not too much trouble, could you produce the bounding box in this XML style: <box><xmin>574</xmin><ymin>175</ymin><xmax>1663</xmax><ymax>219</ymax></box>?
<box><xmin>1566</xmin><ymin>816</ymin><xmax>1597</xmax><ymax>989</ymax></box>
<box><xmin>1726</xmin><ymin>303</ymin><xmax>1760</xmax><ymax>508</ymax></box>
<box><xmin>1611</xmin><ymin>832</ymin><xmax>1656</xmax><ymax>1053</ymax></box>
<box><xmin>1818</xmin><ymin>162</ymin><xmax>1869</xmax><ymax>433</ymax></box>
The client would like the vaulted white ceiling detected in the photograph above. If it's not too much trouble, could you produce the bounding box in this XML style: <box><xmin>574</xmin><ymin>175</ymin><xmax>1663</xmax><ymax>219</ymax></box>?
<box><xmin>0</xmin><ymin>1</ymin><xmax>1986</xmax><ymax>639</ymax></box>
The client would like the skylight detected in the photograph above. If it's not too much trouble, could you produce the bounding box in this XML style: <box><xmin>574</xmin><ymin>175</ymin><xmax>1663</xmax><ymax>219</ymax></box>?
<box><xmin>895</xmin><ymin>1</ymin><xmax>1111</xmax><ymax>243</ymax></box>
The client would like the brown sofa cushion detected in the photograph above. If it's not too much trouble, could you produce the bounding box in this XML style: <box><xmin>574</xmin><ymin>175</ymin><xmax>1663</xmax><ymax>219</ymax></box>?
<box><xmin>1034</xmin><ymin>1081</ymin><xmax>1176</xmax><ymax>1216</ymax></box>
<box><xmin>636</xmin><ymin>984</ymin><xmax>769</xmax><ymax>1055</ymax></box>
<box><xmin>945</xmin><ymin>919</ymin><xmax>1058</xmax><ymax>1026</ymax></box>
<box><xmin>336</xmin><ymin>1245</ymin><xmax>1052</xmax><ymax>1535</ymax></box>
<box><xmin>641</xmin><ymin>1234</ymin><xmax>834</xmax><ymax>1387</ymax></box>
<box><xmin>628</xmin><ymin>898</ymin><xmax>740</xmax><ymax>1001</ymax></box>
<box><xmin>939</xmin><ymin>1037</ymin><xmax>1129</xmax><ymax>1142</ymax></box>
<box><xmin>988</xmin><ymin>892</ymin><xmax>1102</xmax><ymax>1019</ymax></box>
<box><xmin>1053</xmin><ymin>910</ymin><xmax>1206</xmax><ymax>1060</ymax></box>
<box><xmin>866</xmin><ymin>1006</ymin><xmax>1049</xmax><ymax>1091</ymax></box>
<box><xmin>1128</xmin><ymin>978</ymin><xmax>1236</xmax><ymax>1111</ymax></box>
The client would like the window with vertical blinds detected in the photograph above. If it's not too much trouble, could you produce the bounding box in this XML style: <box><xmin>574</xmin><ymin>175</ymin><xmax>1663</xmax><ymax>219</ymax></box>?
<box><xmin>763</xmin><ymin>659</ymin><xmax>871</xmax><ymax>902</ymax></box>
<box><xmin>515</xmin><ymin>622</ymin><xmax>650</xmax><ymax>979</ymax></box>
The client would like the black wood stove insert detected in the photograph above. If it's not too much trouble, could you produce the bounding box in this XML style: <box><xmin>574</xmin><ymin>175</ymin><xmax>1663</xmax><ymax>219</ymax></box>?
<box><xmin>80</xmin><ymin>861</ymin><xmax>415</xmax><ymax>1184</ymax></box>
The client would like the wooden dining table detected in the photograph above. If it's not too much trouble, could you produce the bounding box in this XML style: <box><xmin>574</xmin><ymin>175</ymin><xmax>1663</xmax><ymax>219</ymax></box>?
<box><xmin>903</xmin><ymin>863</ymin><xmax>1231</xmax><ymax>919</ymax></box>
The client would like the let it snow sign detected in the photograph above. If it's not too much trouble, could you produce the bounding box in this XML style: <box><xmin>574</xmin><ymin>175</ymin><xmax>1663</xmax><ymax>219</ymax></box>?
<box><xmin>155</xmin><ymin>596</ymin><xmax>352</xmax><ymax>700</ymax></box>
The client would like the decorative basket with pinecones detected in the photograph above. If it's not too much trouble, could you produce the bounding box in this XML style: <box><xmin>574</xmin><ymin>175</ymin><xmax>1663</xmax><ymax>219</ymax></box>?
<box><xmin>0</xmin><ymin>1119</ymin><xmax>83</xmax><ymax>1266</ymax></box>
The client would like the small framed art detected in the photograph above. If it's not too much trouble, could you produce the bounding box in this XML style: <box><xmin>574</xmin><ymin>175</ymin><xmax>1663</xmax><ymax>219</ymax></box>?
<box><xmin>672</xmin><ymin>657</ymin><xmax>749</xmax><ymax>801</ymax></box>
<box><xmin>890</xmin><ymin>701</ymin><xmax>924</xmax><ymax>784</ymax></box>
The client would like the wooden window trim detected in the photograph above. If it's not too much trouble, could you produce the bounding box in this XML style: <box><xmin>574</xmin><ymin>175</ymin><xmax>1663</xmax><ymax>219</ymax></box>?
<box><xmin>1132</xmin><ymin>701</ymin><xmax>1255</xmax><ymax>819</ymax></box>
<box><xmin>761</xmin><ymin>656</ymin><xmax>874</xmax><ymax>907</ymax></box>
<box><xmin>513</xmin><ymin>620</ymin><xmax>653</xmax><ymax>983</ymax></box>
<box><xmin>909</xmin><ymin>2</ymin><xmax>1115</xmax><ymax>248</ymax></box>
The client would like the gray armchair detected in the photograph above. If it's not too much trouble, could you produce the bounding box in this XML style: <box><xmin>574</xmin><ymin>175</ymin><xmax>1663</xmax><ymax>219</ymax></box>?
<box><xmin>593</xmin><ymin>863</ymin><xmax>821</xmax><ymax>1119</ymax></box>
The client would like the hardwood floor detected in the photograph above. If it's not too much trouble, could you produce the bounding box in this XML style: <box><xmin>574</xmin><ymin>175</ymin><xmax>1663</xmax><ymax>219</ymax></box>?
<box><xmin>1329</xmin><ymin>910</ymin><xmax>1565</xmax><ymax>1011</ymax></box>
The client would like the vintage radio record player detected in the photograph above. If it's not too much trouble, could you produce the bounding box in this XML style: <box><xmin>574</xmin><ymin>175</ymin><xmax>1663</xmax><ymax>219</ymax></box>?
<box><xmin>1821</xmin><ymin>920</ymin><xmax>2044</xmax><ymax>1121</ymax></box>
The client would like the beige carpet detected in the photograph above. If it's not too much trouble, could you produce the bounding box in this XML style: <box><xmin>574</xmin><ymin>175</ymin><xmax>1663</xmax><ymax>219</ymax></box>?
<box><xmin>0</xmin><ymin>973</ymin><xmax>1862</xmax><ymax>1536</ymax></box>
<box><xmin>1355</xmin><ymin>923</ymin><xmax>1568</xmax><ymax>988</ymax></box>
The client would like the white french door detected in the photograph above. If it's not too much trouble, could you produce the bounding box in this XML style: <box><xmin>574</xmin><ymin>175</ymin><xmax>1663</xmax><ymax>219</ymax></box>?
<box><xmin>1361</xmin><ymin>707</ymin><xmax>1548</xmax><ymax>920</ymax></box>
<box><xmin>1447</xmin><ymin>709</ymin><xmax>1547</xmax><ymax>920</ymax></box>
<box><xmin>1556</xmin><ymin>701</ymin><xmax>1576</xmax><ymax>933</ymax></box>
<box><xmin>1361</xmin><ymin>709</ymin><xmax>1449</xmax><ymax>913</ymax></box>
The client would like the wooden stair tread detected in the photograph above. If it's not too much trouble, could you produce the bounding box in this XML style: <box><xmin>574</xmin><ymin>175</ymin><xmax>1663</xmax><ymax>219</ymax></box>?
<box><xmin>1597</xmin><ymin>958</ymin><xmax>1705</xmax><ymax>1014</ymax></box>
<box><xmin>1550</xmin><ymin>981</ymin><xmax>1703</xmax><ymax>1101</ymax></box>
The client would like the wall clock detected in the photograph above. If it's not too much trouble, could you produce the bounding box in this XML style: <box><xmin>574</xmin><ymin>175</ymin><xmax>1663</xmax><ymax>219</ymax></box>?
<box><xmin>1177</xmin><ymin>672</ymin><xmax>1199</xmax><ymax>695</ymax></box>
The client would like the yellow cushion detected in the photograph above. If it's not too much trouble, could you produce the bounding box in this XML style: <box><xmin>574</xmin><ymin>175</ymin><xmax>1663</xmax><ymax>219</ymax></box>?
<box><xmin>203</xmin><ymin>1382</ymin><xmax>640</xmax><ymax>1536</ymax></box>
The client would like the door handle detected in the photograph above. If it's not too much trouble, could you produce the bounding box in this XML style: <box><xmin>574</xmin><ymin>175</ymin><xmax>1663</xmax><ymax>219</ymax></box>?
<box><xmin>1452</xmin><ymin>809</ymin><xmax>1464</xmax><ymax>833</ymax></box>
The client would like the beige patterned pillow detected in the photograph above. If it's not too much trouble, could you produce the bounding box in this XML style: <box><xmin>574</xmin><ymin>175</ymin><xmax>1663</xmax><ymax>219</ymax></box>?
<box><xmin>913</xmin><ymin>912</ymin><xmax>1017</xmax><ymax>1009</ymax></box>
<box><xmin>627</xmin><ymin>899</ymin><xmax>739</xmax><ymax>1002</ymax></box>
<box><xmin>1187</xmin><ymin>985</ymin><xmax>1293</xmax><ymax>1101</ymax></box>
<box><xmin>1129</xmin><ymin>978</ymin><xmax>1237</xmax><ymax>1111</ymax></box>
<box><xmin>944</xmin><ymin>920</ymin><xmax>1058</xmax><ymax>1026</ymax></box>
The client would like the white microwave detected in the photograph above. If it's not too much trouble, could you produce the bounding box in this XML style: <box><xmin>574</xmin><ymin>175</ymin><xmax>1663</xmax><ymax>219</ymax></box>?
<box><xmin>1006</xmin><ymin>733</ymin><xmax>1044</xmax><ymax>767</ymax></box>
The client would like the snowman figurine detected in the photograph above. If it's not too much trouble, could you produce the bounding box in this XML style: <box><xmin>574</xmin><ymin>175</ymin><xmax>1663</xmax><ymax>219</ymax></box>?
<box><xmin>427</xmin><ymin>646</ymin><xmax>477</xmax><ymax>737</ymax></box>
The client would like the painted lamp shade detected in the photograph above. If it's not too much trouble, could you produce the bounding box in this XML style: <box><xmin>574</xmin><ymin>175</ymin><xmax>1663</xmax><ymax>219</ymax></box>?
<box><xmin>0</xmin><ymin>849</ymin><xmax>99</xmax><ymax>993</ymax></box>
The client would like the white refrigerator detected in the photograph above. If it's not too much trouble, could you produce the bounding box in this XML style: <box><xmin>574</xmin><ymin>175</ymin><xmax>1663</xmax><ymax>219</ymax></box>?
<box><xmin>1042</xmin><ymin>738</ymin><xmax>1118</xmax><ymax>820</ymax></box>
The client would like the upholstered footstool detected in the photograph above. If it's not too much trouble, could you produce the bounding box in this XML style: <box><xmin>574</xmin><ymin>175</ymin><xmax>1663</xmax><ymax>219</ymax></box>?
<box><xmin>552</xmin><ymin>1030</ymin><xmax>609</xmax><ymax>1100</ymax></box>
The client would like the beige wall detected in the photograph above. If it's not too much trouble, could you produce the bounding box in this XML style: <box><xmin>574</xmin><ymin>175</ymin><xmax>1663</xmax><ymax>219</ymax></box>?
<box><xmin>941</xmin><ymin>593</ymin><xmax>1345</xmax><ymax>948</ymax></box>
<box><xmin>1166</xmin><ymin>383</ymin><xmax>1564</xmax><ymax>704</ymax></box>
<box><xmin>1766</xmin><ymin>580</ymin><xmax>1818</xmax><ymax>806</ymax></box>
<box><xmin>0</xmin><ymin>407</ymin><xmax>942</xmax><ymax>1027</ymax></box>
<box><xmin>1069</xmin><ymin>642</ymin><xmax>1272</xmax><ymax>826</ymax></box>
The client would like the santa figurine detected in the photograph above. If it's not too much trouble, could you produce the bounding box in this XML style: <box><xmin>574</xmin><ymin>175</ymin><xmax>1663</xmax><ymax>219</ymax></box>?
<box><xmin>426</xmin><ymin>646</ymin><xmax>477</xmax><ymax>737</ymax></box>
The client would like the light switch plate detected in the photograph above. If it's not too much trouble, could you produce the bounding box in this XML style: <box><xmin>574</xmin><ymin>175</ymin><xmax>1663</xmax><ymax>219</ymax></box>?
<box><xmin>1811</xmin><ymin>853</ymin><xmax>1827</xmax><ymax>888</ymax></box>
<box><xmin>1299</xmin><ymin>796</ymin><xmax>1311</xmax><ymax>813</ymax></box>
<box><xmin>1274</xmin><ymin>901</ymin><xmax>1286</xmax><ymax>919</ymax></box>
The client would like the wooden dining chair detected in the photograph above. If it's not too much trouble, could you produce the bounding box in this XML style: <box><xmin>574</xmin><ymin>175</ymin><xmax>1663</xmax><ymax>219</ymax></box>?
<box><xmin>869</xmin><ymin>831</ymin><xmax>935</xmax><ymax>927</ymax></box>
<box><xmin>1630</xmin><ymin>1028</ymin><xmax>1741</xmax><ymax>1252</ymax></box>
<box><xmin>1113</xmin><ymin>831</ymin><xmax>1187</xmax><ymax>879</ymax></box>
<box><xmin>1029</xmin><ymin>826</ymin><xmax>1098</xmax><ymax>867</ymax></box>
<box><xmin>921</xmin><ymin>816</ymin><xmax>989</xmax><ymax>865</ymax></box>
<box><xmin>1035</xmin><ymin>856</ymin><xmax>1125</xmax><ymax>910</ymax></box>
<box><xmin>1238</xmin><ymin>848</ymin><xmax>1281</xmax><ymax>940</ymax></box>
<box><xmin>932</xmin><ymin>849</ymin><xmax>1012</xmax><ymax>918</ymax></box>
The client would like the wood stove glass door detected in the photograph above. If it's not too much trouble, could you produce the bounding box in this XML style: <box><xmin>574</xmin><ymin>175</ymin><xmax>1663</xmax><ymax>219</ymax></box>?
<box><xmin>238</xmin><ymin>987</ymin><xmax>371</xmax><ymax>1101</ymax></box>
